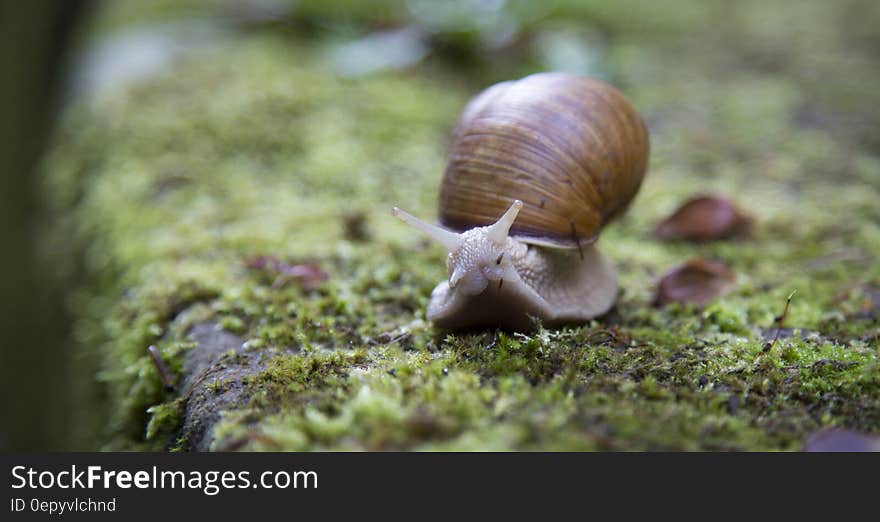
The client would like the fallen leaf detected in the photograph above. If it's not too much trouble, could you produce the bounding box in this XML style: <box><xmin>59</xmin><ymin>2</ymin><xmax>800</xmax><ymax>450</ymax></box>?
<box><xmin>803</xmin><ymin>428</ymin><xmax>880</xmax><ymax>452</ymax></box>
<box><xmin>245</xmin><ymin>255</ymin><xmax>328</xmax><ymax>289</ymax></box>
<box><xmin>655</xmin><ymin>195</ymin><xmax>753</xmax><ymax>241</ymax></box>
<box><xmin>654</xmin><ymin>258</ymin><xmax>737</xmax><ymax>306</ymax></box>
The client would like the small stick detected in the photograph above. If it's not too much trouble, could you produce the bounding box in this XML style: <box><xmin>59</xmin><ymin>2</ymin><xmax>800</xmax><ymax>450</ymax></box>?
<box><xmin>763</xmin><ymin>289</ymin><xmax>797</xmax><ymax>353</ymax></box>
<box><xmin>148</xmin><ymin>345</ymin><xmax>176</xmax><ymax>392</ymax></box>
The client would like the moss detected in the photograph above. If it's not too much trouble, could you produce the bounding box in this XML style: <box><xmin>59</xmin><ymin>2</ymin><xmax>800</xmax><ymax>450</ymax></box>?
<box><xmin>45</xmin><ymin>0</ymin><xmax>880</xmax><ymax>450</ymax></box>
<box><xmin>145</xmin><ymin>397</ymin><xmax>186</xmax><ymax>442</ymax></box>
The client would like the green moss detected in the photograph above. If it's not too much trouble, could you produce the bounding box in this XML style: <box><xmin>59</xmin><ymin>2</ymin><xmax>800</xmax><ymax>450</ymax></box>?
<box><xmin>145</xmin><ymin>398</ymin><xmax>186</xmax><ymax>442</ymax></box>
<box><xmin>45</xmin><ymin>0</ymin><xmax>880</xmax><ymax>450</ymax></box>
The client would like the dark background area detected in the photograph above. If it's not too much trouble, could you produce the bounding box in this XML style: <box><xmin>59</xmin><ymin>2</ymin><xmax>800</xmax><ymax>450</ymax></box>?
<box><xmin>0</xmin><ymin>0</ymin><xmax>94</xmax><ymax>451</ymax></box>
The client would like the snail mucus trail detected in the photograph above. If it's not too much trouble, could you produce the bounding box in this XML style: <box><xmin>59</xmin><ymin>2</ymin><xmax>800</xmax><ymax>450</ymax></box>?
<box><xmin>393</xmin><ymin>72</ymin><xmax>649</xmax><ymax>331</ymax></box>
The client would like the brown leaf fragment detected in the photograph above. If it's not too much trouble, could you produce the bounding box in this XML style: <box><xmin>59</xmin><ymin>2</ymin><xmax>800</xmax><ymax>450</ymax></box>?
<box><xmin>803</xmin><ymin>428</ymin><xmax>880</xmax><ymax>452</ymax></box>
<box><xmin>654</xmin><ymin>258</ymin><xmax>737</xmax><ymax>306</ymax></box>
<box><xmin>655</xmin><ymin>195</ymin><xmax>753</xmax><ymax>241</ymax></box>
<box><xmin>245</xmin><ymin>255</ymin><xmax>329</xmax><ymax>289</ymax></box>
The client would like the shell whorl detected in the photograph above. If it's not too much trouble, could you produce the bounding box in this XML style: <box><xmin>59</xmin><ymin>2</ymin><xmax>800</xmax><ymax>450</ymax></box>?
<box><xmin>439</xmin><ymin>72</ymin><xmax>649</xmax><ymax>248</ymax></box>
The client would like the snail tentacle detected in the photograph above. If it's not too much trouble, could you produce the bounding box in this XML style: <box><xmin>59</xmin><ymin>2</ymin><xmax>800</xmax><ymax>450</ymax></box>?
<box><xmin>392</xmin><ymin>206</ymin><xmax>463</xmax><ymax>251</ymax></box>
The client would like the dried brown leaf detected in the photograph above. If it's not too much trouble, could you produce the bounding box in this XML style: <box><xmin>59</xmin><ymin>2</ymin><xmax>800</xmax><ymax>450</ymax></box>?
<box><xmin>654</xmin><ymin>258</ymin><xmax>737</xmax><ymax>306</ymax></box>
<box><xmin>245</xmin><ymin>255</ymin><xmax>329</xmax><ymax>289</ymax></box>
<box><xmin>655</xmin><ymin>194</ymin><xmax>753</xmax><ymax>241</ymax></box>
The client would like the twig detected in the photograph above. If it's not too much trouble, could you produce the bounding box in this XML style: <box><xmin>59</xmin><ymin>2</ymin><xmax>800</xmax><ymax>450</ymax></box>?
<box><xmin>763</xmin><ymin>289</ymin><xmax>797</xmax><ymax>353</ymax></box>
<box><xmin>147</xmin><ymin>345</ymin><xmax>176</xmax><ymax>392</ymax></box>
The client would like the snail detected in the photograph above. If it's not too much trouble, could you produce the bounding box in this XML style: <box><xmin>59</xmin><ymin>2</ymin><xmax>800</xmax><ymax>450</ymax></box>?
<box><xmin>393</xmin><ymin>72</ymin><xmax>649</xmax><ymax>330</ymax></box>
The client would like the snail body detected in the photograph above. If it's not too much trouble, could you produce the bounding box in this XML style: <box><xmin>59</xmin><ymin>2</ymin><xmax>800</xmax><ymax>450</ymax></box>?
<box><xmin>393</xmin><ymin>72</ymin><xmax>649</xmax><ymax>330</ymax></box>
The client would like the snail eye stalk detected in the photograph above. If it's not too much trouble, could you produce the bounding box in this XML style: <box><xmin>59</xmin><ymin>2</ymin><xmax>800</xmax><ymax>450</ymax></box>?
<box><xmin>486</xmin><ymin>200</ymin><xmax>523</xmax><ymax>245</ymax></box>
<box><xmin>392</xmin><ymin>207</ymin><xmax>464</xmax><ymax>251</ymax></box>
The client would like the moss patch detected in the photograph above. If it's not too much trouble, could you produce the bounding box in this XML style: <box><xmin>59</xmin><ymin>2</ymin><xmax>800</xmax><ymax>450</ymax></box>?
<box><xmin>45</xmin><ymin>0</ymin><xmax>879</xmax><ymax>450</ymax></box>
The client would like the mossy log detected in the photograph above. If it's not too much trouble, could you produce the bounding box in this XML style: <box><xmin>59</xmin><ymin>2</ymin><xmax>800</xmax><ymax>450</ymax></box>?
<box><xmin>45</xmin><ymin>0</ymin><xmax>880</xmax><ymax>451</ymax></box>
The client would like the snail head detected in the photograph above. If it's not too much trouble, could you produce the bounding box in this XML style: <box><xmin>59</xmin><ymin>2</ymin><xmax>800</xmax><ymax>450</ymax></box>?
<box><xmin>392</xmin><ymin>200</ymin><xmax>523</xmax><ymax>296</ymax></box>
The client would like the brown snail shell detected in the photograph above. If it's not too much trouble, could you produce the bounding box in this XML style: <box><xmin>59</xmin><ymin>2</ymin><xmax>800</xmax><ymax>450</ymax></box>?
<box><xmin>439</xmin><ymin>72</ymin><xmax>649</xmax><ymax>248</ymax></box>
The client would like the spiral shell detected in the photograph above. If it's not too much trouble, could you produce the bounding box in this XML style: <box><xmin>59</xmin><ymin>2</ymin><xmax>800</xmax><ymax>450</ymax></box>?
<box><xmin>438</xmin><ymin>72</ymin><xmax>649</xmax><ymax>248</ymax></box>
